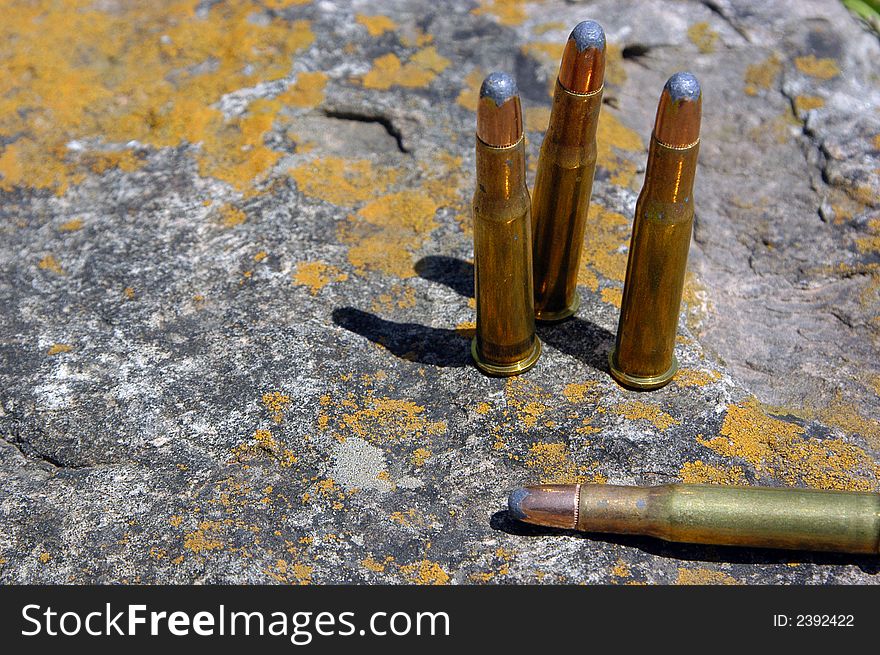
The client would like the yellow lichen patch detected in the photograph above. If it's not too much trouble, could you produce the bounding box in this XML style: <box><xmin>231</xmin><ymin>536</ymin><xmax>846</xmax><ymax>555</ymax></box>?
<box><xmin>38</xmin><ymin>255</ymin><xmax>64</xmax><ymax>275</ymax></box>
<box><xmin>355</xmin><ymin>14</ymin><xmax>398</xmax><ymax>37</ymax></box>
<box><xmin>533</xmin><ymin>21</ymin><xmax>567</xmax><ymax>34</ymax></box>
<box><xmin>815</xmin><ymin>394</ymin><xmax>880</xmax><ymax>451</ymax></box>
<box><xmin>123</xmin><ymin>286</ymin><xmax>136</xmax><ymax>300</ymax></box>
<box><xmin>856</xmin><ymin>218</ymin><xmax>880</xmax><ymax>254</ymax></box>
<box><xmin>278</xmin><ymin>71</ymin><xmax>328</xmax><ymax>109</ymax></box>
<box><xmin>38</xmin><ymin>552</ymin><xmax>51</xmax><ymax>563</ymax></box>
<box><xmin>362</xmin><ymin>555</ymin><xmax>393</xmax><ymax>572</ymax></box>
<box><xmin>361</xmin><ymin>47</ymin><xmax>450</xmax><ymax>90</ymax></box>
<box><xmin>289</xmin><ymin>157</ymin><xmax>399</xmax><ymax>206</ymax></box>
<box><xmin>399</xmin><ymin>559</ymin><xmax>450</xmax><ymax>585</ymax></box>
<box><xmin>674</xmin><ymin>368</ymin><xmax>722</xmax><ymax>388</ymax></box>
<box><xmin>611</xmin><ymin>559</ymin><xmax>631</xmax><ymax>579</ymax></box>
<box><xmin>581</xmin><ymin>205</ymin><xmax>632</xmax><ymax>282</ymax></box>
<box><xmin>412</xmin><ymin>447</ymin><xmax>432</xmax><ymax>467</ymax></box>
<box><xmin>794</xmin><ymin>55</ymin><xmax>840</xmax><ymax>80</ymax></box>
<box><xmin>59</xmin><ymin>219</ymin><xmax>84</xmax><ymax>232</ymax></box>
<box><xmin>456</xmin><ymin>69</ymin><xmax>484</xmax><ymax>112</ymax></box>
<box><xmin>526</xmin><ymin>442</ymin><xmax>603</xmax><ymax>484</ymax></box>
<box><xmin>338</xmin><ymin>396</ymin><xmax>447</xmax><ymax>444</ymax></box>
<box><xmin>520</xmin><ymin>42</ymin><xmax>564</xmax><ymax>67</ymax></box>
<box><xmin>262</xmin><ymin>392</ymin><xmax>291</xmax><ymax>423</ymax></box>
<box><xmin>577</xmin><ymin>264</ymin><xmax>600</xmax><ymax>292</ymax></box>
<box><xmin>292</xmin><ymin>261</ymin><xmax>348</xmax><ymax>295</ymax></box>
<box><xmin>0</xmin><ymin>2</ymin><xmax>316</xmax><ymax>194</ymax></box>
<box><xmin>47</xmin><ymin>344</ymin><xmax>73</xmax><ymax>356</ymax></box>
<box><xmin>613</xmin><ymin>401</ymin><xmax>679</xmax><ymax>431</ymax></box>
<box><xmin>562</xmin><ymin>382</ymin><xmax>597</xmax><ymax>404</ymax></box>
<box><xmin>340</xmin><ymin>190</ymin><xmax>439</xmax><ymax>277</ymax></box>
<box><xmin>524</xmin><ymin>105</ymin><xmax>552</xmax><ymax>133</ymax></box>
<box><xmin>744</xmin><ymin>54</ymin><xmax>781</xmax><ymax>96</ymax></box>
<box><xmin>475</xmin><ymin>402</ymin><xmax>492</xmax><ymax>415</ymax></box>
<box><xmin>471</xmin><ymin>0</ymin><xmax>533</xmax><ymax>26</ymax></box>
<box><xmin>183</xmin><ymin>522</ymin><xmax>224</xmax><ymax>554</ymax></box>
<box><xmin>596</xmin><ymin>112</ymin><xmax>643</xmax><ymax>186</ymax></box>
<box><xmin>253</xmin><ymin>251</ymin><xmax>268</xmax><ymax>263</ymax></box>
<box><xmin>600</xmin><ymin>287</ymin><xmax>623</xmax><ymax>308</ymax></box>
<box><xmin>231</xmin><ymin>429</ymin><xmax>298</xmax><ymax>468</ymax></box>
<box><xmin>679</xmin><ymin>460</ymin><xmax>747</xmax><ymax>485</ymax></box>
<box><xmin>218</xmin><ymin>204</ymin><xmax>247</xmax><ymax>227</ymax></box>
<box><xmin>682</xmin><ymin>270</ymin><xmax>712</xmax><ymax>331</ymax></box>
<box><xmin>687</xmin><ymin>22</ymin><xmax>718</xmax><ymax>53</ymax></box>
<box><xmin>267</xmin><ymin>560</ymin><xmax>313</xmax><ymax>585</ymax></box>
<box><xmin>604</xmin><ymin>43</ymin><xmax>627</xmax><ymax>87</ymax></box>
<box><xmin>698</xmin><ymin>399</ymin><xmax>880</xmax><ymax>491</ymax></box>
<box><xmin>793</xmin><ymin>95</ymin><xmax>825</xmax><ymax>113</ymax></box>
<box><xmin>676</xmin><ymin>568</ymin><xmax>740</xmax><ymax>585</ymax></box>
<box><xmin>505</xmin><ymin>378</ymin><xmax>551</xmax><ymax>428</ymax></box>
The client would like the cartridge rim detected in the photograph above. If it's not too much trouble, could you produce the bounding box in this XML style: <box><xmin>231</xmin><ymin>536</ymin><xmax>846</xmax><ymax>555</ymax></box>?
<box><xmin>535</xmin><ymin>293</ymin><xmax>580</xmax><ymax>323</ymax></box>
<box><xmin>608</xmin><ymin>349</ymin><xmax>678</xmax><ymax>390</ymax></box>
<box><xmin>471</xmin><ymin>337</ymin><xmax>542</xmax><ymax>377</ymax></box>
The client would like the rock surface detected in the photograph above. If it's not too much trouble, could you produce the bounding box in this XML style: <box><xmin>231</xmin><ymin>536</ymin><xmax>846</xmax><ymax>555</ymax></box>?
<box><xmin>1</xmin><ymin>0</ymin><xmax>878</xmax><ymax>584</ymax></box>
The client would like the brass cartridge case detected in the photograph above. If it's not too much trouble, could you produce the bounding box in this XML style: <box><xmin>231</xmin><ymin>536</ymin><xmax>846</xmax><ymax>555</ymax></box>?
<box><xmin>532</xmin><ymin>21</ymin><xmax>605</xmax><ymax>321</ymax></box>
<box><xmin>610</xmin><ymin>72</ymin><xmax>702</xmax><ymax>390</ymax></box>
<box><xmin>472</xmin><ymin>73</ymin><xmax>541</xmax><ymax>376</ymax></box>
<box><xmin>510</xmin><ymin>483</ymin><xmax>880</xmax><ymax>554</ymax></box>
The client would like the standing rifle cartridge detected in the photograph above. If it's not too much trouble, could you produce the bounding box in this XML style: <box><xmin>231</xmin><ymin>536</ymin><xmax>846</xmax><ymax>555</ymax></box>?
<box><xmin>471</xmin><ymin>72</ymin><xmax>541</xmax><ymax>376</ymax></box>
<box><xmin>508</xmin><ymin>483</ymin><xmax>880</xmax><ymax>554</ymax></box>
<box><xmin>531</xmin><ymin>20</ymin><xmax>606</xmax><ymax>322</ymax></box>
<box><xmin>609</xmin><ymin>72</ymin><xmax>702</xmax><ymax>390</ymax></box>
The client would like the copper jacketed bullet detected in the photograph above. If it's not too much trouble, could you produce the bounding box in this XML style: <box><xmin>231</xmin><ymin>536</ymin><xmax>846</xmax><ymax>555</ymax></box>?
<box><xmin>531</xmin><ymin>20</ymin><xmax>606</xmax><ymax>322</ymax></box>
<box><xmin>471</xmin><ymin>72</ymin><xmax>541</xmax><ymax>376</ymax></box>
<box><xmin>509</xmin><ymin>483</ymin><xmax>880</xmax><ymax>554</ymax></box>
<box><xmin>609</xmin><ymin>72</ymin><xmax>702</xmax><ymax>390</ymax></box>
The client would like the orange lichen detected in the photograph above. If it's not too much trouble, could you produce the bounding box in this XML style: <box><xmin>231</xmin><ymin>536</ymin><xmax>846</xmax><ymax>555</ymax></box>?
<box><xmin>47</xmin><ymin>344</ymin><xmax>73</xmax><ymax>356</ymax></box>
<box><xmin>399</xmin><ymin>559</ymin><xmax>450</xmax><ymax>585</ymax></box>
<box><xmin>289</xmin><ymin>157</ymin><xmax>399</xmax><ymax>206</ymax></box>
<box><xmin>292</xmin><ymin>261</ymin><xmax>349</xmax><ymax>295</ymax></box>
<box><xmin>218</xmin><ymin>204</ymin><xmax>247</xmax><ymax>227</ymax></box>
<box><xmin>687</xmin><ymin>22</ymin><xmax>718</xmax><ymax>53</ymax></box>
<box><xmin>744</xmin><ymin>54</ymin><xmax>781</xmax><ymax>96</ymax></box>
<box><xmin>580</xmin><ymin>204</ymin><xmax>631</xmax><ymax>282</ymax></box>
<box><xmin>674</xmin><ymin>369</ymin><xmax>722</xmax><ymax>388</ymax></box>
<box><xmin>412</xmin><ymin>448</ymin><xmax>432</xmax><ymax>467</ymax></box>
<box><xmin>337</xmin><ymin>395</ymin><xmax>446</xmax><ymax>444</ymax></box>
<box><xmin>596</xmin><ymin>112</ymin><xmax>643</xmax><ymax>186</ymax></box>
<box><xmin>475</xmin><ymin>402</ymin><xmax>492</xmax><ymax>414</ymax></box>
<box><xmin>456</xmin><ymin>69</ymin><xmax>484</xmax><ymax>112</ymax></box>
<box><xmin>794</xmin><ymin>55</ymin><xmax>840</xmax><ymax>79</ymax></box>
<box><xmin>278</xmin><ymin>71</ymin><xmax>328</xmax><ymax>109</ymax></box>
<box><xmin>600</xmin><ymin>287</ymin><xmax>623</xmax><ymax>308</ymax></box>
<box><xmin>0</xmin><ymin>2</ymin><xmax>316</xmax><ymax>194</ymax></box>
<box><xmin>454</xmin><ymin>321</ymin><xmax>476</xmax><ymax>339</ymax></box>
<box><xmin>471</xmin><ymin>0</ymin><xmax>534</xmax><ymax>26</ymax></box>
<box><xmin>793</xmin><ymin>95</ymin><xmax>825</xmax><ymax>113</ymax></box>
<box><xmin>339</xmin><ymin>190</ymin><xmax>439</xmax><ymax>277</ymax></box>
<box><xmin>38</xmin><ymin>552</ymin><xmax>51</xmax><ymax>563</ymax></box>
<box><xmin>698</xmin><ymin>399</ymin><xmax>880</xmax><ymax>491</ymax></box>
<box><xmin>525</xmin><ymin>442</ymin><xmax>604</xmax><ymax>484</ymax></box>
<box><xmin>262</xmin><ymin>391</ymin><xmax>291</xmax><ymax>423</ymax></box>
<box><xmin>610</xmin><ymin>559</ymin><xmax>631</xmax><ymax>579</ymax></box>
<box><xmin>38</xmin><ymin>255</ymin><xmax>64</xmax><ymax>275</ymax></box>
<box><xmin>562</xmin><ymin>382</ymin><xmax>597</xmax><ymax>404</ymax></box>
<box><xmin>613</xmin><ymin>401</ymin><xmax>679</xmax><ymax>431</ymax></box>
<box><xmin>676</xmin><ymin>568</ymin><xmax>740</xmax><ymax>585</ymax></box>
<box><xmin>362</xmin><ymin>555</ymin><xmax>391</xmax><ymax>572</ymax></box>
<box><xmin>679</xmin><ymin>460</ymin><xmax>747</xmax><ymax>485</ymax></box>
<box><xmin>361</xmin><ymin>48</ymin><xmax>450</xmax><ymax>90</ymax></box>
<box><xmin>59</xmin><ymin>219</ymin><xmax>84</xmax><ymax>232</ymax></box>
<box><xmin>355</xmin><ymin>14</ymin><xmax>398</xmax><ymax>37</ymax></box>
<box><xmin>371</xmin><ymin>283</ymin><xmax>417</xmax><ymax>313</ymax></box>
<box><xmin>505</xmin><ymin>378</ymin><xmax>551</xmax><ymax>428</ymax></box>
<box><xmin>524</xmin><ymin>105</ymin><xmax>552</xmax><ymax>133</ymax></box>
<box><xmin>183</xmin><ymin>522</ymin><xmax>224</xmax><ymax>553</ymax></box>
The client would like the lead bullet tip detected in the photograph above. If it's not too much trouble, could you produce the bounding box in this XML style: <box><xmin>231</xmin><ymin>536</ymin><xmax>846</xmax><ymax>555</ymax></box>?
<box><xmin>507</xmin><ymin>484</ymin><xmax>579</xmax><ymax>529</ymax></box>
<box><xmin>653</xmin><ymin>71</ymin><xmax>702</xmax><ymax>148</ymax></box>
<box><xmin>558</xmin><ymin>20</ymin><xmax>606</xmax><ymax>94</ymax></box>
<box><xmin>477</xmin><ymin>72</ymin><xmax>523</xmax><ymax>147</ymax></box>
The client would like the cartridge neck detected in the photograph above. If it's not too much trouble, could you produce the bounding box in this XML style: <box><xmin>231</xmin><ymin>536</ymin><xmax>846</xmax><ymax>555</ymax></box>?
<box><xmin>475</xmin><ymin>135</ymin><xmax>527</xmax><ymax>199</ymax></box>
<box><xmin>640</xmin><ymin>135</ymin><xmax>699</xmax><ymax>204</ymax></box>
<box><xmin>544</xmin><ymin>79</ymin><xmax>603</xmax><ymax>149</ymax></box>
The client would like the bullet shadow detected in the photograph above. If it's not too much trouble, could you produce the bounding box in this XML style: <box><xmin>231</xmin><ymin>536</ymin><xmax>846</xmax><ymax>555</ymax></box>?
<box><xmin>413</xmin><ymin>255</ymin><xmax>474</xmax><ymax>299</ymax></box>
<box><xmin>490</xmin><ymin>511</ymin><xmax>880</xmax><ymax>573</ymax></box>
<box><xmin>332</xmin><ymin>307</ymin><xmax>471</xmax><ymax>368</ymax></box>
<box><xmin>414</xmin><ymin>255</ymin><xmax>615</xmax><ymax>374</ymax></box>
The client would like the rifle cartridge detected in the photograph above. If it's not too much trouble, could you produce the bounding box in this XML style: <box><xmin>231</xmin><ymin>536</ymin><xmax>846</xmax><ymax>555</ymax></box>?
<box><xmin>471</xmin><ymin>72</ymin><xmax>541</xmax><ymax>376</ymax></box>
<box><xmin>509</xmin><ymin>483</ymin><xmax>880</xmax><ymax>554</ymax></box>
<box><xmin>609</xmin><ymin>72</ymin><xmax>702</xmax><ymax>390</ymax></box>
<box><xmin>532</xmin><ymin>20</ymin><xmax>606</xmax><ymax>322</ymax></box>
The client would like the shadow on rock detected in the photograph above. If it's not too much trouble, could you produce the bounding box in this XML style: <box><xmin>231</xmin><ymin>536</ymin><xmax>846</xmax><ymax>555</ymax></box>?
<box><xmin>414</xmin><ymin>255</ymin><xmax>474</xmax><ymax>299</ymax></box>
<box><xmin>332</xmin><ymin>307</ymin><xmax>471</xmax><ymax>368</ymax></box>
<box><xmin>490</xmin><ymin>511</ymin><xmax>880</xmax><ymax>573</ymax></box>
<box><xmin>537</xmin><ymin>317</ymin><xmax>614</xmax><ymax>373</ymax></box>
